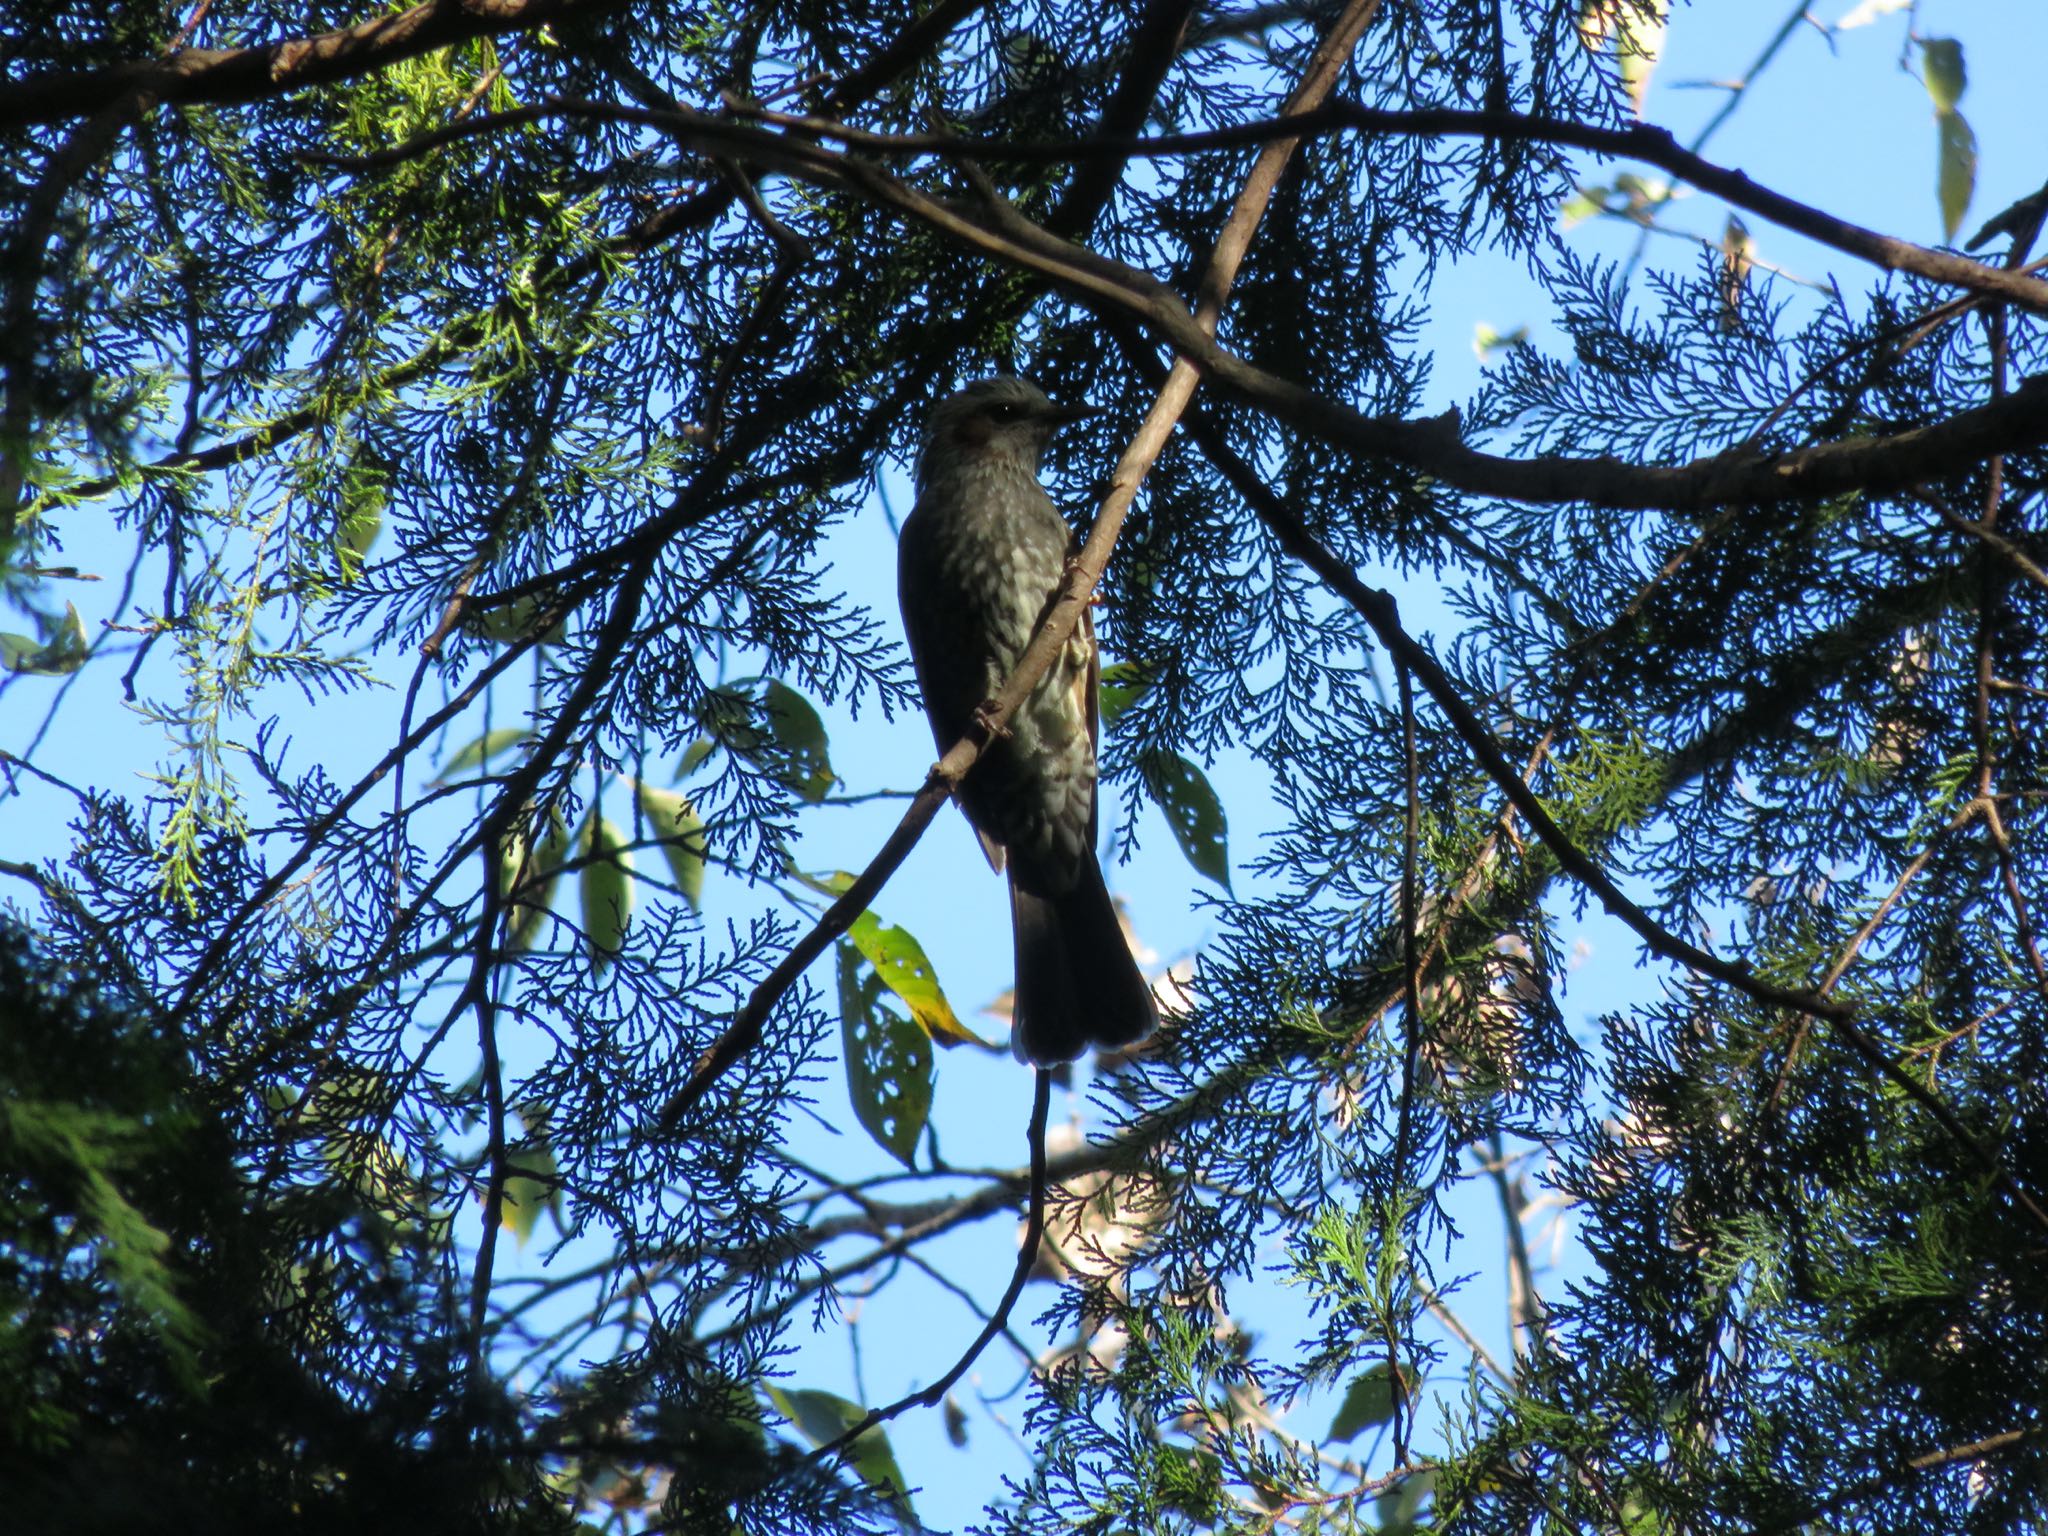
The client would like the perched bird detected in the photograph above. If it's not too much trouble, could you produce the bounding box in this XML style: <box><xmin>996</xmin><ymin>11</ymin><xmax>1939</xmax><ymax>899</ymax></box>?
<box><xmin>897</xmin><ymin>378</ymin><xmax>1158</xmax><ymax>1065</ymax></box>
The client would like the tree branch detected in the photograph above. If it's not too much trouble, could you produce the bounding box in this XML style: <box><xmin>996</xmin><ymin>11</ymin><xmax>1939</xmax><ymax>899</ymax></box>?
<box><xmin>662</xmin><ymin>0</ymin><xmax>1383</xmax><ymax>1121</ymax></box>
<box><xmin>0</xmin><ymin>0</ymin><xmax>625</xmax><ymax>130</ymax></box>
<box><xmin>807</xmin><ymin>1069</ymin><xmax>1052</xmax><ymax>1467</ymax></box>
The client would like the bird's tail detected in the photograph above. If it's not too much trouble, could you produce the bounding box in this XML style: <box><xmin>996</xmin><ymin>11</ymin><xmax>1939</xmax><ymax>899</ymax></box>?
<box><xmin>1009</xmin><ymin>857</ymin><xmax>1159</xmax><ymax>1066</ymax></box>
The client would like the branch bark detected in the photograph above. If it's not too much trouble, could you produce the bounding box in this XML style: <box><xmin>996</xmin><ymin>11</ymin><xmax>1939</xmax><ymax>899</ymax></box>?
<box><xmin>0</xmin><ymin>0</ymin><xmax>625</xmax><ymax>130</ymax></box>
<box><xmin>351</xmin><ymin>99</ymin><xmax>2048</xmax><ymax>512</ymax></box>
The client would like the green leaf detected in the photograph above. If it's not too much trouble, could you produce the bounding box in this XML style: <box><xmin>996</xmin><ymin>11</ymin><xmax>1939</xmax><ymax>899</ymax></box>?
<box><xmin>1937</xmin><ymin>109</ymin><xmax>1977</xmax><ymax>242</ymax></box>
<box><xmin>0</xmin><ymin>602</ymin><xmax>88</xmax><ymax>675</ymax></box>
<box><xmin>1143</xmin><ymin>750</ymin><xmax>1231</xmax><ymax>890</ymax></box>
<box><xmin>1921</xmin><ymin>37</ymin><xmax>1966</xmax><ymax>113</ymax></box>
<box><xmin>579</xmin><ymin>814</ymin><xmax>633</xmax><ymax>974</ymax></box>
<box><xmin>1149</xmin><ymin>1443</ymin><xmax>1225</xmax><ymax>1522</ymax></box>
<box><xmin>336</xmin><ymin>452</ymin><xmax>385</xmax><ymax>580</ymax></box>
<box><xmin>466</xmin><ymin>594</ymin><xmax>566</xmax><ymax>646</ymax></box>
<box><xmin>673</xmin><ymin>734</ymin><xmax>717</xmax><ymax>781</ymax></box>
<box><xmin>1375</xmin><ymin>1467</ymin><xmax>1437</xmax><ymax>1534</ymax></box>
<box><xmin>1474</xmin><ymin>322</ymin><xmax>1531</xmax><ymax>361</ymax></box>
<box><xmin>500</xmin><ymin>803</ymin><xmax>571</xmax><ymax>952</ymax></box>
<box><xmin>438</xmin><ymin>726</ymin><xmax>530</xmax><ymax>780</ymax></box>
<box><xmin>846</xmin><ymin>909</ymin><xmax>984</xmax><ymax>1048</ymax></box>
<box><xmin>500</xmin><ymin>1140</ymin><xmax>559</xmax><ymax>1246</ymax></box>
<box><xmin>633</xmin><ymin>779</ymin><xmax>706</xmax><ymax>911</ymax></box>
<box><xmin>838</xmin><ymin>939</ymin><xmax>934</xmax><ymax>1168</ymax></box>
<box><xmin>1328</xmin><ymin>1362</ymin><xmax>1418</xmax><ymax>1441</ymax></box>
<box><xmin>763</xmin><ymin>679</ymin><xmax>837</xmax><ymax>802</ymax></box>
<box><xmin>764</xmin><ymin>1385</ymin><xmax>914</xmax><ymax>1514</ymax></box>
<box><xmin>1098</xmin><ymin>658</ymin><xmax>1156</xmax><ymax>729</ymax></box>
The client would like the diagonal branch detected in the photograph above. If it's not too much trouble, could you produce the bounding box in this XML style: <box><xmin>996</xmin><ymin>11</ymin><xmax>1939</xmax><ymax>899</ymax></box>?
<box><xmin>665</xmin><ymin>0</ymin><xmax>1386</xmax><ymax>1123</ymax></box>
<box><xmin>1245</xmin><ymin>488</ymin><xmax>2048</xmax><ymax>1235</ymax></box>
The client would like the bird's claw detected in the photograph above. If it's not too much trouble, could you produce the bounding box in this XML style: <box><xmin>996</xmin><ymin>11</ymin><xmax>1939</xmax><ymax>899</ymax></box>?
<box><xmin>973</xmin><ymin>699</ymin><xmax>1012</xmax><ymax>740</ymax></box>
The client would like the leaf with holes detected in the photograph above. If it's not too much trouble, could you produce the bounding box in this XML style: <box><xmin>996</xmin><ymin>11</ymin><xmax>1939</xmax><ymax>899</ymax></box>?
<box><xmin>764</xmin><ymin>1385</ymin><xmax>913</xmax><ymax>1514</ymax></box>
<box><xmin>847</xmin><ymin>909</ymin><xmax>984</xmax><ymax>1048</ymax></box>
<box><xmin>1143</xmin><ymin>750</ymin><xmax>1231</xmax><ymax>890</ymax></box>
<box><xmin>763</xmin><ymin>679</ymin><xmax>837</xmax><ymax>802</ymax></box>
<box><xmin>633</xmin><ymin>779</ymin><xmax>706</xmax><ymax>911</ymax></box>
<box><xmin>579</xmin><ymin>815</ymin><xmax>633</xmax><ymax>974</ymax></box>
<box><xmin>838</xmin><ymin>939</ymin><xmax>933</xmax><ymax>1169</ymax></box>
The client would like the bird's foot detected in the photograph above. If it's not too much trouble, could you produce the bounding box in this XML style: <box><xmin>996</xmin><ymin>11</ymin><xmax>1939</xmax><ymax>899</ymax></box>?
<box><xmin>973</xmin><ymin>698</ymin><xmax>1013</xmax><ymax>740</ymax></box>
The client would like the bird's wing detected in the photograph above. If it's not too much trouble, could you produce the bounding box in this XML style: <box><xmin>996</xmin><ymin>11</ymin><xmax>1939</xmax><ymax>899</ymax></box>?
<box><xmin>1081</xmin><ymin>601</ymin><xmax>1100</xmax><ymax>846</ymax></box>
<box><xmin>899</xmin><ymin>504</ymin><xmax>1006</xmax><ymax>875</ymax></box>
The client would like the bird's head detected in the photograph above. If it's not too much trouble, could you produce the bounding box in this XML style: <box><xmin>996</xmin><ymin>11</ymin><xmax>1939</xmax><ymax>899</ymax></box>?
<box><xmin>915</xmin><ymin>377</ymin><xmax>1093</xmax><ymax>490</ymax></box>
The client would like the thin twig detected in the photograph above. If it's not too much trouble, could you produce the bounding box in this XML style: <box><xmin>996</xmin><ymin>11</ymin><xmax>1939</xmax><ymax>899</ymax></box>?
<box><xmin>1389</xmin><ymin>652</ymin><xmax>1421</xmax><ymax>1459</ymax></box>
<box><xmin>808</xmin><ymin>1070</ymin><xmax>1052</xmax><ymax>1466</ymax></box>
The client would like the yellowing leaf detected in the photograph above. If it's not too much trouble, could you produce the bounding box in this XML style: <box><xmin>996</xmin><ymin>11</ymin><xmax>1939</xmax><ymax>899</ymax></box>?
<box><xmin>500</xmin><ymin>1141</ymin><xmax>559</xmax><ymax>1246</ymax></box>
<box><xmin>1617</xmin><ymin>0</ymin><xmax>1667</xmax><ymax>116</ymax></box>
<box><xmin>1578</xmin><ymin>0</ymin><xmax>1666</xmax><ymax>116</ymax></box>
<box><xmin>1559</xmin><ymin>187</ymin><xmax>1606</xmax><ymax>227</ymax></box>
<box><xmin>1473</xmin><ymin>322</ymin><xmax>1530</xmax><ymax>361</ymax></box>
<box><xmin>633</xmin><ymin>779</ymin><xmax>706</xmax><ymax>911</ymax></box>
<box><xmin>847</xmin><ymin>909</ymin><xmax>983</xmax><ymax>1048</ymax></box>
<box><xmin>837</xmin><ymin>940</ymin><xmax>934</xmax><ymax>1168</ymax></box>
<box><xmin>1921</xmin><ymin>37</ymin><xmax>1966</xmax><ymax>114</ymax></box>
<box><xmin>579</xmin><ymin>814</ymin><xmax>633</xmax><ymax>974</ymax></box>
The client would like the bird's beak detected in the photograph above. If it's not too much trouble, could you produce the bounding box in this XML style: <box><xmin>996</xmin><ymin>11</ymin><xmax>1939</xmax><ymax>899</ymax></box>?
<box><xmin>1044</xmin><ymin>401</ymin><xmax>1098</xmax><ymax>428</ymax></box>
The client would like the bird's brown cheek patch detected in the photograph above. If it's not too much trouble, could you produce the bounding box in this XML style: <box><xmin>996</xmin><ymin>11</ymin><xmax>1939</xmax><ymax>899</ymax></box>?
<box><xmin>955</xmin><ymin>416</ymin><xmax>993</xmax><ymax>448</ymax></box>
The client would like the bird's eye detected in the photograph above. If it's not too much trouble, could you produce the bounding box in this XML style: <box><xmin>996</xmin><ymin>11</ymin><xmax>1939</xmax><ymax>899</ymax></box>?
<box><xmin>989</xmin><ymin>403</ymin><xmax>1019</xmax><ymax>421</ymax></box>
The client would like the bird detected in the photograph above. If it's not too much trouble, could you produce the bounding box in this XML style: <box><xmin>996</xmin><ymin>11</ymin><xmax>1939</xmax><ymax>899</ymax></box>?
<box><xmin>896</xmin><ymin>377</ymin><xmax>1159</xmax><ymax>1066</ymax></box>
